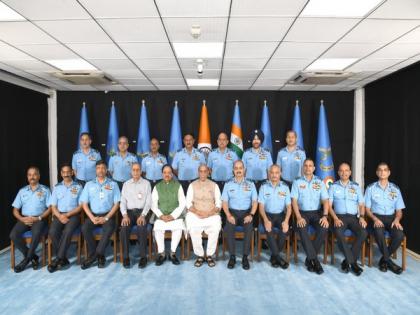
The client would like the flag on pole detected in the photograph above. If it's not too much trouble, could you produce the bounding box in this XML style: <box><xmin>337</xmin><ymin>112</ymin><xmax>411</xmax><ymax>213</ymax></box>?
<box><xmin>229</xmin><ymin>100</ymin><xmax>244</xmax><ymax>158</ymax></box>
<box><xmin>78</xmin><ymin>102</ymin><xmax>89</xmax><ymax>148</ymax></box>
<box><xmin>168</xmin><ymin>101</ymin><xmax>182</xmax><ymax>164</ymax></box>
<box><xmin>197</xmin><ymin>100</ymin><xmax>212</xmax><ymax>158</ymax></box>
<box><xmin>106</xmin><ymin>101</ymin><xmax>119</xmax><ymax>162</ymax></box>
<box><xmin>292</xmin><ymin>100</ymin><xmax>304</xmax><ymax>149</ymax></box>
<box><xmin>315</xmin><ymin>100</ymin><xmax>335</xmax><ymax>188</ymax></box>
<box><xmin>136</xmin><ymin>100</ymin><xmax>150</xmax><ymax>159</ymax></box>
<box><xmin>260</xmin><ymin>100</ymin><xmax>273</xmax><ymax>156</ymax></box>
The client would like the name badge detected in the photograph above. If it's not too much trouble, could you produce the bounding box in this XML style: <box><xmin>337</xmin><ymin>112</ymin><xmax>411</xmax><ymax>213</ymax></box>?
<box><xmin>137</xmin><ymin>193</ymin><xmax>142</xmax><ymax>199</ymax></box>
<box><xmin>99</xmin><ymin>191</ymin><xmax>105</xmax><ymax>199</ymax></box>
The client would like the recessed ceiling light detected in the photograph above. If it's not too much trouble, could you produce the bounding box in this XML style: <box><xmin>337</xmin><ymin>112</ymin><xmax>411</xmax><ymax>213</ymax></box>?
<box><xmin>186</xmin><ymin>79</ymin><xmax>219</xmax><ymax>87</ymax></box>
<box><xmin>0</xmin><ymin>2</ymin><xmax>25</xmax><ymax>21</ymax></box>
<box><xmin>301</xmin><ymin>0</ymin><xmax>383</xmax><ymax>18</ymax></box>
<box><xmin>173</xmin><ymin>42</ymin><xmax>224</xmax><ymax>58</ymax></box>
<box><xmin>45</xmin><ymin>59</ymin><xmax>97</xmax><ymax>71</ymax></box>
<box><xmin>306</xmin><ymin>58</ymin><xmax>358</xmax><ymax>71</ymax></box>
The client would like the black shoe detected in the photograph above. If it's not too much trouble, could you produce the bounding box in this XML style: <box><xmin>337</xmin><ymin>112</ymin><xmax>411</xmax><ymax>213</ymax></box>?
<box><xmin>97</xmin><ymin>255</ymin><xmax>106</xmax><ymax>268</ymax></box>
<box><xmin>227</xmin><ymin>255</ymin><xmax>236</xmax><ymax>269</ymax></box>
<box><xmin>341</xmin><ymin>259</ymin><xmax>350</xmax><ymax>273</ymax></box>
<box><xmin>379</xmin><ymin>257</ymin><xmax>388</xmax><ymax>272</ymax></box>
<box><xmin>31</xmin><ymin>254</ymin><xmax>40</xmax><ymax>270</ymax></box>
<box><xmin>123</xmin><ymin>258</ymin><xmax>130</xmax><ymax>269</ymax></box>
<box><xmin>81</xmin><ymin>256</ymin><xmax>97</xmax><ymax>270</ymax></box>
<box><xmin>305</xmin><ymin>258</ymin><xmax>315</xmax><ymax>272</ymax></box>
<box><xmin>155</xmin><ymin>254</ymin><xmax>166</xmax><ymax>266</ymax></box>
<box><xmin>270</xmin><ymin>255</ymin><xmax>280</xmax><ymax>268</ymax></box>
<box><xmin>277</xmin><ymin>256</ymin><xmax>289</xmax><ymax>270</ymax></box>
<box><xmin>47</xmin><ymin>258</ymin><xmax>60</xmax><ymax>273</ymax></box>
<box><xmin>242</xmin><ymin>255</ymin><xmax>250</xmax><ymax>270</ymax></box>
<box><xmin>58</xmin><ymin>258</ymin><xmax>70</xmax><ymax>269</ymax></box>
<box><xmin>387</xmin><ymin>259</ymin><xmax>403</xmax><ymax>275</ymax></box>
<box><xmin>262</xmin><ymin>240</ymin><xmax>269</xmax><ymax>250</ymax></box>
<box><xmin>138</xmin><ymin>257</ymin><xmax>147</xmax><ymax>269</ymax></box>
<box><xmin>169</xmin><ymin>253</ymin><xmax>180</xmax><ymax>265</ymax></box>
<box><xmin>313</xmin><ymin>259</ymin><xmax>324</xmax><ymax>275</ymax></box>
<box><xmin>14</xmin><ymin>258</ymin><xmax>30</xmax><ymax>273</ymax></box>
<box><xmin>350</xmin><ymin>262</ymin><xmax>363</xmax><ymax>276</ymax></box>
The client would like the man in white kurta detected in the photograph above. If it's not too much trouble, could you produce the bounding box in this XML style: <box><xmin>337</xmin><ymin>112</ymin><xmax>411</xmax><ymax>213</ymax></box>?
<box><xmin>186</xmin><ymin>165</ymin><xmax>222</xmax><ymax>267</ymax></box>
<box><xmin>151</xmin><ymin>165</ymin><xmax>186</xmax><ymax>265</ymax></box>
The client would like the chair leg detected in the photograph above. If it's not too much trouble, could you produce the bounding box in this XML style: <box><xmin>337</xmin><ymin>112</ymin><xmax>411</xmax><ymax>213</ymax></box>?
<box><xmin>361</xmin><ymin>240</ymin><xmax>365</xmax><ymax>267</ymax></box>
<box><xmin>83</xmin><ymin>240</ymin><xmax>87</xmax><ymax>261</ymax></box>
<box><xmin>119</xmin><ymin>239</ymin><xmax>123</xmax><ymax>263</ymax></box>
<box><xmin>222</xmin><ymin>233</ymin><xmax>226</xmax><ymax>260</ymax></box>
<box><xmin>250</xmin><ymin>233</ymin><xmax>254</xmax><ymax>262</ymax></box>
<box><xmin>47</xmin><ymin>237</ymin><xmax>52</xmax><ymax>265</ymax></box>
<box><xmin>257</xmin><ymin>234</ymin><xmax>262</xmax><ymax>262</ymax></box>
<box><xmin>77</xmin><ymin>237</ymin><xmax>81</xmax><ymax>265</ymax></box>
<box><xmin>323</xmin><ymin>236</ymin><xmax>328</xmax><ymax>264</ymax></box>
<box><xmin>10</xmin><ymin>241</ymin><xmax>15</xmax><ymax>270</ymax></box>
<box><xmin>42</xmin><ymin>237</ymin><xmax>46</xmax><ymax>267</ymax></box>
<box><xmin>402</xmin><ymin>237</ymin><xmax>406</xmax><ymax>271</ymax></box>
<box><xmin>293</xmin><ymin>233</ymin><xmax>298</xmax><ymax>264</ymax></box>
<box><xmin>187</xmin><ymin>236</ymin><xmax>191</xmax><ymax>260</ymax></box>
<box><xmin>215</xmin><ymin>234</ymin><xmax>219</xmax><ymax>260</ymax></box>
<box><xmin>331</xmin><ymin>234</ymin><xmax>335</xmax><ymax>265</ymax></box>
<box><xmin>180</xmin><ymin>233</ymin><xmax>185</xmax><ymax>260</ymax></box>
<box><xmin>113</xmin><ymin>234</ymin><xmax>117</xmax><ymax>263</ymax></box>
<box><xmin>368</xmin><ymin>235</ymin><xmax>373</xmax><ymax>267</ymax></box>
<box><xmin>148</xmin><ymin>233</ymin><xmax>152</xmax><ymax>260</ymax></box>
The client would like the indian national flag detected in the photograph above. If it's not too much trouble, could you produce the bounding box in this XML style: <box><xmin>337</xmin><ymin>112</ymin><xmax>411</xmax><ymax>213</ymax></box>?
<box><xmin>229</xmin><ymin>100</ymin><xmax>243</xmax><ymax>158</ymax></box>
<box><xmin>198</xmin><ymin>100</ymin><xmax>212</xmax><ymax>158</ymax></box>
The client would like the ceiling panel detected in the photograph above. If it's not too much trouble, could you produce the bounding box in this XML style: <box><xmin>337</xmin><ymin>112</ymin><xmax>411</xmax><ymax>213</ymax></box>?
<box><xmin>78</xmin><ymin>0</ymin><xmax>159</xmax><ymax>18</ymax></box>
<box><xmin>126</xmin><ymin>85</ymin><xmax>157</xmax><ymax>90</ymax></box>
<box><xmin>347</xmin><ymin>58</ymin><xmax>405</xmax><ymax>71</ymax></box>
<box><xmin>258</xmin><ymin>69</ymin><xmax>299</xmax><ymax>79</ymax></box>
<box><xmin>67</xmin><ymin>43</ymin><xmax>126</xmax><ymax>59</ymax></box>
<box><xmin>119</xmin><ymin>43</ymin><xmax>174</xmax><ymax>59</ymax></box>
<box><xmin>163</xmin><ymin>17</ymin><xmax>227</xmax><ymax>42</ymax></box>
<box><xmin>265</xmin><ymin>58</ymin><xmax>312</xmax><ymax>70</ymax></box>
<box><xmin>272</xmin><ymin>42</ymin><xmax>331</xmax><ymax>58</ymax></box>
<box><xmin>152</xmin><ymin>78</ymin><xmax>186</xmax><ymax>85</ymax></box>
<box><xmin>228</xmin><ymin>17</ymin><xmax>294</xmax><ymax>41</ymax></box>
<box><xmin>368</xmin><ymin>0</ymin><xmax>420</xmax><ymax>19</ymax></box>
<box><xmin>178</xmin><ymin>58</ymin><xmax>222</xmax><ymax>69</ymax></box>
<box><xmin>143</xmin><ymin>69</ymin><xmax>183</xmax><ymax>78</ymax></box>
<box><xmin>16</xmin><ymin>44</ymin><xmax>78</xmax><ymax>60</ymax></box>
<box><xmin>89</xmin><ymin>59</ymin><xmax>136</xmax><ymax>71</ymax></box>
<box><xmin>394</xmin><ymin>26</ymin><xmax>420</xmax><ymax>44</ymax></box>
<box><xmin>35</xmin><ymin>20</ymin><xmax>112</xmax><ymax>44</ymax></box>
<box><xmin>133</xmin><ymin>58</ymin><xmax>179</xmax><ymax>70</ymax></box>
<box><xmin>220</xmin><ymin>78</ymin><xmax>255</xmax><ymax>85</ymax></box>
<box><xmin>323</xmin><ymin>42</ymin><xmax>383</xmax><ymax>58</ymax></box>
<box><xmin>219</xmin><ymin>86</ymin><xmax>251</xmax><ymax>90</ymax></box>
<box><xmin>105</xmin><ymin>69</ymin><xmax>146</xmax><ymax>79</ymax></box>
<box><xmin>231</xmin><ymin>0</ymin><xmax>307</xmax><ymax>17</ymax></box>
<box><xmin>222</xmin><ymin>70</ymin><xmax>260</xmax><ymax>79</ymax></box>
<box><xmin>0</xmin><ymin>22</ymin><xmax>57</xmax><ymax>45</ymax></box>
<box><xmin>5</xmin><ymin>59</ymin><xmax>58</xmax><ymax>71</ymax></box>
<box><xmin>0</xmin><ymin>43</ymin><xmax>34</xmax><ymax>61</ymax></box>
<box><xmin>281</xmin><ymin>84</ymin><xmax>316</xmax><ymax>90</ymax></box>
<box><xmin>285</xmin><ymin>17</ymin><xmax>360</xmax><ymax>42</ymax></box>
<box><xmin>224</xmin><ymin>42</ymin><xmax>277</xmax><ymax>59</ymax></box>
<box><xmin>223</xmin><ymin>58</ymin><xmax>267</xmax><ymax>70</ymax></box>
<box><xmin>156</xmin><ymin>0</ymin><xmax>230</xmax><ymax>17</ymax></box>
<box><xmin>154</xmin><ymin>85</ymin><xmax>186</xmax><ymax>90</ymax></box>
<box><xmin>183</xmin><ymin>69</ymin><xmax>220</xmax><ymax>79</ymax></box>
<box><xmin>369</xmin><ymin>43</ymin><xmax>420</xmax><ymax>59</ymax></box>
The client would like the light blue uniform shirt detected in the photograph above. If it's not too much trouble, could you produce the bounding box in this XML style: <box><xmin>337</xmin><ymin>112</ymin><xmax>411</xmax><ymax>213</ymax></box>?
<box><xmin>108</xmin><ymin>152</ymin><xmax>139</xmax><ymax>182</ymax></box>
<box><xmin>258</xmin><ymin>181</ymin><xmax>291</xmax><ymax>214</ymax></box>
<box><xmin>141</xmin><ymin>153</ymin><xmax>167</xmax><ymax>181</ymax></box>
<box><xmin>291</xmin><ymin>175</ymin><xmax>329</xmax><ymax>211</ymax></box>
<box><xmin>221</xmin><ymin>178</ymin><xmax>258</xmax><ymax>210</ymax></box>
<box><xmin>364</xmin><ymin>181</ymin><xmax>405</xmax><ymax>215</ymax></box>
<box><xmin>207</xmin><ymin>148</ymin><xmax>239</xmax><ymax>181</ymax></box>
<box><xmin>242</xmin><ymin>147</ymin><xmax>273</xmax><ymax>181</ymax></box>
<box><xmin>172</xmin><ymin>148</ymin><xmax>206</xmax><ymax>181</ymax></box>
<box><xmin>328</xmin><ymin>180</ymin><xmax>364</xmax><ymax>215</ymax></box>
<box><xmin>80</xmin><ymin>177</ymin><xmax>121</xmax><ymax>214</ymax></box>
<box><xmin>48</xmin><ymin>180</ymin><xmax>82</xmax><ymax>213</ymax></box>
<box><xmin>276</xmin><ymin>146</ymin><xmax>306</xmax><ymax>183</ymax></box>
<box><xmin>72</xmin><ymin>148</ymin><xmax>101</xmax><ymax>181</ymax></box>
<box><xmin>12</xmin><ymin>184</ymin><xmax>51</xmax><ymax>216</ymax></box>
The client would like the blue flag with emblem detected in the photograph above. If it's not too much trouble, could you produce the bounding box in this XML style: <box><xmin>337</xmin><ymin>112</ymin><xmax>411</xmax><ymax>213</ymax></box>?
<box><xmin>136</xmin><ymin>100</ymin><xmax>150</xmax><ymax>160</ymax></box>
<box><xmin>315</xmin><ymin>101</ymin><xmax>335</xmax><ymax>188</ymax></box>
<box><xmin>106</xmin><ymin>102</ymin><xmax>119</xmax><ymax>162</ymax></box>
<box><xmin>292</xmin><ymin>100</ymin><xmax>304</xmax><ymax>149</ymax></box>
<box><xmin>260</xmin><ymin>100</ymin><xmax>273</xmax><ymax>156</ymax></box>
<box><xmin>168</xmin><ymin>101</ymin><xmax>182</xmax><ymax>164</ymax></box>
<box><xmin>78</xmin><ymin>102</ymin><xmax>89</xmax><ymax>148</ymax></box>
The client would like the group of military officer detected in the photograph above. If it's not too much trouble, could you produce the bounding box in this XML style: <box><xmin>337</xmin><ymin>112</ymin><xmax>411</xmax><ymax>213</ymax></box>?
<box><xmin>10</xmin><ymin>130</ymin><xmax>406</xmax><ymax>276</ymax></box>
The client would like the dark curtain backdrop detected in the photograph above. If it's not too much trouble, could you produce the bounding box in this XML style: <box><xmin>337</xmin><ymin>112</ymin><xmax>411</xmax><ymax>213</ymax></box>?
<box><xmin>0</xmin><ymin>81</ymin><xmax>49</xmax><ymax>250</ymax></box>
<box><xmin>57</xmin><ymin>89</ymin><xmax>354</xmax><ymax>177</ymax></box>
<box><xmin>365</xmin><ymin>61</ymin><xmax>420</xmax><ymax>253</ymax></box>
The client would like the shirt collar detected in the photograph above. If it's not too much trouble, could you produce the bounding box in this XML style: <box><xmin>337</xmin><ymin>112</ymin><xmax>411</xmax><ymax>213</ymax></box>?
<box><xmin>27</xmin><ymin>184</ymin><xmax>41</xmax><ymax>192</ymax></box>
<box><xmin>61</xmin><ymin>180</ymin><xmax>74</xmax><ymax>187</ymax></box>
<box><xmin>303</xmin><ymin>175</ymin><xmax>314</xmax><ymax>183</ymax></box>
<box><xmin>339</xmin><ymin>180</ymin><xmax>351</xmax><ymax>187</ymax></box>
<box><xmin>286</xmin><ymin>146</ymin><xmax>297</xmax><ymax>153</ymax></box>
<box><xmin>95</xmin><ymin>177</ymin><xmax>110</xmax><ymax>185</ymax></box>
<box><xmin>376</xmin><ymin>181</ymin><xmax>390</xmax><ymax>190</ymax></box>
<box><xmin>251</xmin><ymin>147</ymin><xmax>262</xmax><ymax>154</ymax></box>
<box><xmin>233</xmin><ymin>177</ymin><xmax>246</xmax><ymax>184</ymax></box>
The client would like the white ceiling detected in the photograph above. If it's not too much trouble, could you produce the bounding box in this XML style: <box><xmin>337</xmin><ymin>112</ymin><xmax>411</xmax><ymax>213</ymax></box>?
<box><xmin>0</xmin><ymin>0</ymin><xmax>419</xmax><ymax>91</ymax></box>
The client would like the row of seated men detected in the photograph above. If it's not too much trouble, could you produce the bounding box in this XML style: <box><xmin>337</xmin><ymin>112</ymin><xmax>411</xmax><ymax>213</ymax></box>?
<box><xmin>10</xmin><ymin>155</ymin><xmax>405</xmax><ymax>276</ymax></box>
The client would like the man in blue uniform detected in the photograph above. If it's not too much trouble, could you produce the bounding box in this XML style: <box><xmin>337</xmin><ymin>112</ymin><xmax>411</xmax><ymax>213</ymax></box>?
<box><xmin>328</xmin><ymin>162</ymin><xmax>367</xmax><ymax>276</ymax></box>
<box><xmin>72</xmin><ymin>132</ymin><xmax>101</xmax><ymax>186</ymax></box>
<box><xmin>207</xmin><ymin>132</ymin><xmax>239</xmax><ymax>193</ymax></box>
<box><xmin>80</xmin><ymin>160</ymin><xmax>121</xmax><ymax>269</ymax></box>
<box><xmin>276</xmin><ymin>130</ymin><xmax>306</xmax><ymax>188</ymax></box>
<box><xmin>222</xmin><ymin>160</ymin><xmax>258</xmax><ymax>270</ymax></box>
<box><xmin>291</xmin><ymin>158</ymin><xmax>329</xmax><ymax>274</ymax></box>
<box><xmin>258</xmin><ymin>164</ymin><xmax>292</xmax><ymax>269</ymax></box>
<box><xmin>141</xmin><ymin>138</ymin><xmax>167</xmax><ymax>189</ymax></box>
<box><xmin>172</xmin><ymin>133</ymin><xmax>206</xmax><ymax>194</ymax></box>
<box><xmin>364</xmin><ymin>162</ymin><xmax>406</xmax><ymax>274</ymax></box>
<box><xmin>10</xmin><ymin>166</ymin><xmax>51</xmax><ymax>273</ymax></box>
<box><xmin>47</xmin><ymin>163</ymin><xmax>83</xmax><ymax>273</ymax></box>
<box><xmin>108</xmin><ymin>136</ymin><xmax>139</xmax><ymax>190</ymax></box>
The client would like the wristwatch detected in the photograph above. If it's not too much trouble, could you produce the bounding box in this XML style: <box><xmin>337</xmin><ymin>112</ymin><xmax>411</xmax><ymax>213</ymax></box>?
<box><xmin>38</xmin><ymin>216</ymin><xmax>42</xmax><ymax>221</ymax></box>
<box><xmin>104</xmin><ymin>217</ymin><xmax>109</xmax><ymax>222</ymax></box>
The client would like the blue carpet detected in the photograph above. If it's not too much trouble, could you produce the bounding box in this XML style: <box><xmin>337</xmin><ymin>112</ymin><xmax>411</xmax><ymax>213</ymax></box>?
<box><xmin>0</xmin><ymin>242</ymin><xmax>419</xmax><ymax>315</ymax></box>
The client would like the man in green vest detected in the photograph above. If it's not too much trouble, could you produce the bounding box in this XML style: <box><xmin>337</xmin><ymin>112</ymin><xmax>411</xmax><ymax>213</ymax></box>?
<box><xmin>151</xmin><ymin>164</ymin><xmax>186</xmax><ymax>265</ymax></box>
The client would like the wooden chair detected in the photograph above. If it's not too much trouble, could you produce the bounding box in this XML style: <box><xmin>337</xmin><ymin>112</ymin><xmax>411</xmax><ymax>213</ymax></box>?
<box><xmin>11</xmin><ymin>229</ymin><xmax>47</xmax><ymax>269</ymax></box>
<box><xmin>119</xmin><ymin>224</ymin><xmax>153</xmax><ymax>263</ymax></box>
<box><xmin>222</xmin><ymin>226</ymin><xmax>254</xmax><ymax>261</ymax></box>
<box><xmin>185</xmin><ymin>231</ymin><xmax>220</xmax><ymax>260</ymax></box>
<box><xmin>256</xmin><ymin>221</ymin><xmax>290</xmax><ymax>262</ymax></box>
<box><xmin>330</xmin><ymin>228</ymin><xmax>365</xmax><ymax>266</ymax></box>
<box><xmin>152</xmin><ymin>230</ymin><xmax>186</xmax><ymax>260</ymax></box>
<box><xmin>293</xmin><ymin>224</ymin><xmax>328</xmax><ymax>264</ymax></box>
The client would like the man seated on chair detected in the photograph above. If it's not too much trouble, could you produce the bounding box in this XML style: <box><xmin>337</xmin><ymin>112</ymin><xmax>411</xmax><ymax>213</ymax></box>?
<box><xmin>47</xmin><ymin>163</ymin><xmax>83</xmax><ymax>273</ymax></box>
<box><xmin>151</xmin><ymin>164</ymin><xmax>186</xmax><ymax>266</ymax></box>
<box><xmin>291</xmin><ymin>158</ymin><xmax>329</xmax><ymax>275</ymax></box>
<box><xmin>80</xmin><ymin>160</ymin><xmax>120</xmax><ymax>269</ymax></box>
<box><xmin>185</xmin><ymin>164</ymin><xmax>222</xmax><ymax>268</ymax></box>
<box><xmin>120</xmin><ymin>162</ymin><xmax>152</xmax><ymax>269</ymax></box>
<box><xmin>328</xmin><ymin>162</ymin><xmax>367</xmax><ymax>276</ymax></box>
<box><xmin>10</xmin><ymin>166</ymin><xmax>51</xmax><ymax>273</ymax></box>
<box><xmin>364</xmin><ymin>162</ymin><xmax>406</xmax><ymax>275</ymax></box>
<box><xmin>258</xmin><ymin>164</ymin><xmax>291</xmax><ymax>269</ymax></box>
<box><xmin>222</xmin><ymin>160</ymin><xmax>258</xmax><ymax>270</ymax></box>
